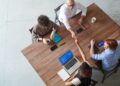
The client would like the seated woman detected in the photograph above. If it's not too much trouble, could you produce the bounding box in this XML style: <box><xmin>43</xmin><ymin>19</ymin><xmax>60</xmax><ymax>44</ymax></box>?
<box><xmin>65</xmin><ymin>39</ymin><xmax>92</xmax><ymax>86</ymax></box>
<box><xmin>32</xmin><ymin>15</ymin><xmax>59</xmax><ymax>44</ymax></box>
<box><xmin>90</xmin><ymin>39</ymin><xmax>120</xmax><ymax>71</ymax></box>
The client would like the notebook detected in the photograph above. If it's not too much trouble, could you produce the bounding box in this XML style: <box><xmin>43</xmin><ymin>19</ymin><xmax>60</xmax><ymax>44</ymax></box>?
<box><xmin>57</xmin><ymin>68</ymin><xmax>70</xmax><ymax>81</ymax></box>
<box><xmin>53</xmin><ymin>32</ymin><xmax>62</xmax><ymax>43</ymax></box>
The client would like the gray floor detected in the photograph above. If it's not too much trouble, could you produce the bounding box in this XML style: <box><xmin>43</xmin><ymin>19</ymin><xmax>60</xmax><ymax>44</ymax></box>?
<box><xmin>0</xmin><ymin>0</ymin><xmax>120</xmax><ymax>86</ymax></box>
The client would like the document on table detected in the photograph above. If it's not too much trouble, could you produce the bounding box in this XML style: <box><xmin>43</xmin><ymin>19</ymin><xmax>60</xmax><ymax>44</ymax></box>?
<box><xmin>57</xmin><ymin>68</ymin><xmax>70</xmax><ymax>81</ymax></box>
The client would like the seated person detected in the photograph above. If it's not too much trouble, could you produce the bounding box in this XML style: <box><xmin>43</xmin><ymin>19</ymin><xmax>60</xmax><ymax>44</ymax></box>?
<box><xmin>90</xmin><ymin>39</ymin><xmax>120</xmax><ymax>71</ymax></box>
<box><xmin>59</xmin><ymin>0</ymin><xmax>87</xmax><ymax>38</ymax></box>
<box><xmin>32</xmin><ymin>15</ymin><xmax>59</xmax><ymax>44</ymax></box>
<box><xmin>65</xmin><ymin>39</ymin><xmax>92</xmax><ymax>86</ymax></box>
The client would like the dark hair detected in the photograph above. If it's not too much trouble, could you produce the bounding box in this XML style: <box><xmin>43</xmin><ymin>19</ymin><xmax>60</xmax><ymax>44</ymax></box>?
<box><xmin>78</xmin><ymin>62</ymin><xmax>92</xmax><ymax>77</ymax></box>
<box><xmin>105</xmin><ymin>39</ymin><xmax>118</xmax><ymax>50</ymax></box>
<box><xmin>37</xmin><ymin>15</ymin><xmax>50</xmax><ymax>26</ymax></box>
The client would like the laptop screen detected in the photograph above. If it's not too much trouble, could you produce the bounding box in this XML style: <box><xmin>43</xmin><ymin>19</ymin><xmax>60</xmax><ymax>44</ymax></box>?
<box><xmin>59</xmin><ymin>50</ymin><xmax>73</xmax><ymax>65</ymax></box>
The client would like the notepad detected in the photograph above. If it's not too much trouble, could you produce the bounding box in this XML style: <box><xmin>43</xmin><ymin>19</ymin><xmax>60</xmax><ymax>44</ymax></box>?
<box><xmin>53</xmin><ymin>33</ymin><xmax>62</xmax><ymax>43</ymax></box>
<box><xmin>57</xmin><ymin>68</ymin><xmax>70</xmax><ymax>81</ymax></box>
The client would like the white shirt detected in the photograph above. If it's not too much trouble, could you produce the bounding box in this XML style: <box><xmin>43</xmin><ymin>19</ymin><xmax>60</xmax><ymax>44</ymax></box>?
<box><xmin>71</xmin><ymin>77</ymin><xmax>81</xmax><ymax>86</ymax></box>
<box><xmin>59</xmin><ymin>2</ymin><xmax>87</xmax><ymax>29</ymax></box>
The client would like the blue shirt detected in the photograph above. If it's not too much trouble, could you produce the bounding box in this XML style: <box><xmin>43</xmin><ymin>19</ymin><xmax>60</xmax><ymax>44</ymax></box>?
<box><xmin>92</xmin><ymin>41</ymin><xmax>120</xmax><ymax>71</ymax></box>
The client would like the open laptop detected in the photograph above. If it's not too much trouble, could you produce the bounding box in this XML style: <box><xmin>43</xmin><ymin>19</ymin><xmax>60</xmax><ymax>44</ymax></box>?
<box><xmin>59</xmin><ymin>50</ymin><xmax>81</xmax><ymax>75</ymax></box>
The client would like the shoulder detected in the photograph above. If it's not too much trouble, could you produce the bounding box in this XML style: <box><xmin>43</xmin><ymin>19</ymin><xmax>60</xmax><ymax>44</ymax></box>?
<box><xmin>75</xmin><ymin>2</ymin><xmax>81</xmax><ymax>6</ymax></box>
<box><xmin>105</xmin><ymin>49</ymin><xmax>114</xmax><ymax>54</ymax></box>
<box><xmin>117</xmin><ymin>40</ymin><xmax>120</xmax><ymax>45</ymax></box>
<box><xmin>60</xmin><ymin>4</ymin><xmax>68</xmax><ymax>11</ymax></box>
<box><xmin>75</xmin><ymin>2</ymin><xmax>86</xmax><ymax>8</ymax></box>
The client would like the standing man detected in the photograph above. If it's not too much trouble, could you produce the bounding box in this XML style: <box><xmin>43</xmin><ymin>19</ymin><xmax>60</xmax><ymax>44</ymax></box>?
<box><xmin>59</xmin><ymin>0</ymin><xmax>87</xmax><ymax>38</ymax></box>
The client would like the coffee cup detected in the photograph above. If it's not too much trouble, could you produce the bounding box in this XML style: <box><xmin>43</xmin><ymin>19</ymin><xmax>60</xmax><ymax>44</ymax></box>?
<box><xmin>91</xmin><ymin>17</ymin><xmax>96</xmax><ymax>23</ymax></box>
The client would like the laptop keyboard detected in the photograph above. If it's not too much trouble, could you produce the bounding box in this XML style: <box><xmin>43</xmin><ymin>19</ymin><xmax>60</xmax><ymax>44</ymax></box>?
<box><xmin>64</xmin><ymin>58</ymin><xmax>77</xmax><ymax>70</ymax></box>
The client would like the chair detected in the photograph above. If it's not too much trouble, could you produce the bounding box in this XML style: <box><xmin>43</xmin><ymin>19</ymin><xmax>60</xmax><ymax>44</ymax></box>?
<box><xmin>29</xmin><ymin>27</ymin><xmax>33</xmax><ymax>34</ymax></box>
<box><xmin>101</xmin><ymin>60</ymin><xmax>120</xmax><ymax>83</ymax></box>
<box><xmin>54</xmin><ymin>3</ymin><xmax>64</xmax><ymax>25</ymax></box>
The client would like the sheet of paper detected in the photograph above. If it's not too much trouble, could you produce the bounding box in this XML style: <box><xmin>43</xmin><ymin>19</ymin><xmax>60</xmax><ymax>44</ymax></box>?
<box><xmin>57</xmin><ymin>68</ymin><xmax>70</xmax><ymax>81</ymax></box>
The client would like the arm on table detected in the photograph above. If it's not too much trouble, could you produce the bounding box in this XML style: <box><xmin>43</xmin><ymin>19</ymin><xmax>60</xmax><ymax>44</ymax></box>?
<box><xmin>75</xmin><ymin>39</ymin><xmax>93</xmax><ymax>66</ymax></box>
<box><xmin>90</xmin><ymin>39</ymin><xmax>95</xmax><ymax>57</ymax></box>
<box><xmin>75</xmin><ymin>39</ymin><xmax>86</xmax><ymax>61</ymax></box>
<box><xmin>50</xmin><ymin>27</ymin><xmax>56</xmax><ymax>40</ymax></box>
<box><xmin>65</xmin><ymin>70</ymin><xmax>80</xmax><ymax>86</ymax></box>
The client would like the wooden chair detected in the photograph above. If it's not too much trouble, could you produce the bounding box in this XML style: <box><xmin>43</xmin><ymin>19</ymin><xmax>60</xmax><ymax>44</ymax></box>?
<box><xmin>54</xmin><ymin>3</ymin><xmax>64</xmax><ymax>25</ymax></box>
<box><xmin>101</xmin><ymin>60</ymin><xmax>120</xmax><ymax>83</ymax></box>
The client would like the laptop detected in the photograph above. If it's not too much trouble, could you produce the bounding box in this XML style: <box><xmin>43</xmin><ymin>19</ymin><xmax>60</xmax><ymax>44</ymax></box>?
<box><xmin>59</xmin><ymin>50</ymin><xmax>81</xmax><ymax>75</ymax></box>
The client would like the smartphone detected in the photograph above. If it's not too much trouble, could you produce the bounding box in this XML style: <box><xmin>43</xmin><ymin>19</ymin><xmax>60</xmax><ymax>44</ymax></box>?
<box><xmin>76</xmin><ymin>27</ymin><xmax>83</xmax><ymax>33</ymax></box>
<box><xmin>97</xmin><ymin>41</ymin><xmax>104</xmax><ymax>47</ymax></box>
<box><xmin>50</xmin><ymin>45</ymin><xmax>58</xmax><ymax>51</ymax></box>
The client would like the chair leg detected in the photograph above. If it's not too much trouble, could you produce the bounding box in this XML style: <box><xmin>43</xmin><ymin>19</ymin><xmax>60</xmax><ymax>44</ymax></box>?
<box><xmin>102</xmin><ymin>74</ymin><xmax>105</xmax><ymax>83</ymax></box>
<box><xmin>101</xmin><ymin>69</ymin><xmax>117</xmax><ymax>83</ymax></box>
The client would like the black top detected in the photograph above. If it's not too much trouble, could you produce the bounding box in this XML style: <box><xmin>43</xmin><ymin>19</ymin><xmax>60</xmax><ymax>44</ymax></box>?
<box><xmin>75</xmin><ymin>74</ymin><xmax>91</xmax><ymax>86</ymax></box>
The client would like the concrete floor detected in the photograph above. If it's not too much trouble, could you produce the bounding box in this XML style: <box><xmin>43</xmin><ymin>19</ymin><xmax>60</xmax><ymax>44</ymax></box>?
<box><xmin>0</xmin><ymin>0</ymin><xmax>120</xmax><ymax>86</ymax></box>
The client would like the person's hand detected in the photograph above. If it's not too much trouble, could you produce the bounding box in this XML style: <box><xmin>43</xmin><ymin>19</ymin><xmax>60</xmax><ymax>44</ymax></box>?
<box><xmin>50</xmin><ymin>29</ymin><xmax>56</xmax><ymax>40</ymax></box>
<box><xmin>52</xmin><ymin>28</ymin><xmax>56</xmax><ymax>32</ymax></box>
<box><xmin>78</xmin><ymin>18</ymin><xmax>82</xmax><ymax>25</ymax></box>
<box><xmin>90</xmin><ymin>39</ymin><xmax>95</xmax><ymax>46</ymax></box>
<box><xmin>78</xmin><ymin>16</ymin><xmax>85</xmax><ymax>25</ymax></box>
<box><xmin>75</xmin><ymin>38</ymin><xmax>78</xmax><ymax>45</ymax></box>
<box><xmin>71</xmin><ymin>31</ymin><xmax>76</xmax><ymax>39</ymax></box>
<box><xmin>42</xmin><ymin>38</ymin><xmax>51</xmax><ymax>44</ymax></box>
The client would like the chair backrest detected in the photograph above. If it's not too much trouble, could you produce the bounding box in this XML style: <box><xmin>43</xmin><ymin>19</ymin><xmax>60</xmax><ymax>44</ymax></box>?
<box><xmin>54</xmin><ymin>3</ymin><xmax>64</xmax><ymax>13</ymax></box>
<box><xmin>29</xmin><ymin>27</ymin><xmax>33</xmax><ymax>34</ymax></box>
<box><xmin>54</xmin><ymin>3</ymin><xmax>64</xmax><ymax>24</ymax></box>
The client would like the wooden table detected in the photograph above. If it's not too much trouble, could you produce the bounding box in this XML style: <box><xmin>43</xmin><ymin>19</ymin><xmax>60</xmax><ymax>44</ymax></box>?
<box><xmin>22</xmin><ymin>3</ymin><xmax>120</xmax><ymax>86</ymax></box>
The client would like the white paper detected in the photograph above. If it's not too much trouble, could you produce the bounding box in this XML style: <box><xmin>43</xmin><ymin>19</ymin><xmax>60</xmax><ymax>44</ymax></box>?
<box><xmin>57</xmin><ymin>68</ymin><xmax>70</xmax><ymax>81</ymax></box>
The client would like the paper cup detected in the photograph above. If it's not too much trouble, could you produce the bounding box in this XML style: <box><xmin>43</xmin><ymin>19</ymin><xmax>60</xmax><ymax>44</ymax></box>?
<box><xmin>91</xmin><ymin>17</ymin><xmax>96</xmax><ymax>23</ymax></box>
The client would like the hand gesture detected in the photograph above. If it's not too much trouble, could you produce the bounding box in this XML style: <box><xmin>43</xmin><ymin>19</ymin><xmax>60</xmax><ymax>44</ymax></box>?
<box><xmin>71</xmin><ymin>31</ymin><xmax>76</xmax><ymax>39</ymax></box>
<box><xmin>43</xmin><ymin>38</ymin><xmax>51</xmax><ymax>44</ymax></box>
<box><xmin>90</xmin><ymin>39</ymin><xmax>95</xmax><ymax>46</ymax></box>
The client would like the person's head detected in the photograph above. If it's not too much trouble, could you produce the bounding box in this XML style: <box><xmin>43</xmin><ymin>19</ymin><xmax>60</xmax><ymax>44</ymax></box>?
<box><xmin>78</xmin><ymin>62</ymin><xmax>92</xmax><ymax>77</ymax></box>
<box><xmin>37</xmin><ymin>15</ymin><xmax>50</xmax><ymax>27</ymax></box>
<box><xmin>104</xmin><ymin>39</ymin><xmax>118</xmax><ymax>50</ymax></box>
<box><xmin>66</xmin><ymin>0</ymin><xmax>75</xmax><ymax>9</ymax></box>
